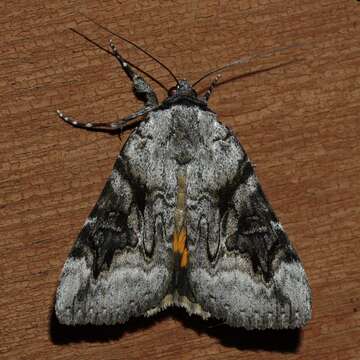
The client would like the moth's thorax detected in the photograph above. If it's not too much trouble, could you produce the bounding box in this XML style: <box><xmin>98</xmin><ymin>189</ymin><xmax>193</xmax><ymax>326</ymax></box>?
<box><xmin>125</xmin><ymin>104</ymin><xmax>245</xmax><ymax>201</ymax></box>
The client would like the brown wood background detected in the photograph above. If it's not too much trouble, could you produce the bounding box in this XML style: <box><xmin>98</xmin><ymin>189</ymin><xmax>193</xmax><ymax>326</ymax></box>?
<box><xmin>1</xmin><ymin>0</ymin><xmax>359</xmax><ymax>359</ymax></box>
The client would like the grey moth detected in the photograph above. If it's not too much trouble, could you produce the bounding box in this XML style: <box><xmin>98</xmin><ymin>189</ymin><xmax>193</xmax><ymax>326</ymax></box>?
<box><xmin>55</xmin><ymin>29</ymin><xmax>311</xmax><ymax>330</ymax></box>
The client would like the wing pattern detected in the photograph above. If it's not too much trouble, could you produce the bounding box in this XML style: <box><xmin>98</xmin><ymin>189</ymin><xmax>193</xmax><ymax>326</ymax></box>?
<box><xmin>56</xmin><ymin>104</ymin><xmax>311</xmax><ymax>329</ymax></box>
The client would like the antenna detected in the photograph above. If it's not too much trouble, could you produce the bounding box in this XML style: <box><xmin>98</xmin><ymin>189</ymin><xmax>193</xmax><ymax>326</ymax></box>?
<box><xmin>192</xmin><ymin>44</ymin><xmax>301</xmax><ymax>87</ymax></box>
<box><xmin>192</xmin><ymin>57</ymin><xmax>252</xmax><ymax>87</ymax></box>
<box><xmin>80</xmin><ymin>13</ymin><xmax>179</xmax><ymax>85</ymax></box>
<box><xmin>70</xmin><ymin>28</ymin><xmax>169</xmax><ymax>91</ymax></box>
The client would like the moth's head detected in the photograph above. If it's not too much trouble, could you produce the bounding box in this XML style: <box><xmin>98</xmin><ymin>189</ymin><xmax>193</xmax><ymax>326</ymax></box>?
<box><xmin>167</xmin><ymin>80</ymin><xmax>198</xmax><ymax>99</ymax></box>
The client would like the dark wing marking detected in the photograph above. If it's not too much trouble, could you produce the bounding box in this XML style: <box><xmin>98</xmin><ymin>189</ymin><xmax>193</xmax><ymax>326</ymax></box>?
<box><xmin>187</xmin><ymin>132</ymin><xmax>311</xmax><ymax>330</ymax></box>
<box><xmin>55</xmin><ymin>154</ymin><xmax>173</xmax><ymax>325</ymax></box>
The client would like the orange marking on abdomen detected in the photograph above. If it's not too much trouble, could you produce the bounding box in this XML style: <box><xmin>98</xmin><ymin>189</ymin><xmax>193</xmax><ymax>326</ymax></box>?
<box><xmin>172</xmin><ymin>170</ymin><xmax>189</xmax><ymax>268</ymax></box>
<box><xmin>180</xmin><ymin>247</ymin><xmax>189</xmax><ymax>268</ymax></box>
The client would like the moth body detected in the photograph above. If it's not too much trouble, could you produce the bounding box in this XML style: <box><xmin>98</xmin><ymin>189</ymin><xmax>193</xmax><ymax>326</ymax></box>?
<box><xmin>55</xmin><ymin>43</ymin><xmax>311</xmax><ymax>329</ymax></box>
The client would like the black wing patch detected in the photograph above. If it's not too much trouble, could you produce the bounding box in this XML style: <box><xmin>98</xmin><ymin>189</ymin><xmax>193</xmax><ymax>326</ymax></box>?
<box><xmin>187</xmin><ymin>153</ymin><xmax>312</xmax><ymax>329</ymax></box>
<box><xmin>55</xmin><ymin>157</ymin><xmax>173</xmax><ymax>325</ymax></box>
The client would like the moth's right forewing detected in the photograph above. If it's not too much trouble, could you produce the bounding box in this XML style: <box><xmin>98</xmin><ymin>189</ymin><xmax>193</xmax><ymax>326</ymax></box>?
<box><xmin>186</xmin><ymin>114</ymin><xmax>312</xmax><ymax>329</ymax></box>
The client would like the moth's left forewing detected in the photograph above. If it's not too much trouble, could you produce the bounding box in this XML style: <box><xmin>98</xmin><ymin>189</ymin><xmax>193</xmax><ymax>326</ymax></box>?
<box><xmin>186</xmin><ymin>113</ymin><xmax>312</xmax><ymax>330</ymax></box>
<box><xmin>55</xmin><ymin>123</ymin><xmax>175</xmax><ymax>325</ymax></box>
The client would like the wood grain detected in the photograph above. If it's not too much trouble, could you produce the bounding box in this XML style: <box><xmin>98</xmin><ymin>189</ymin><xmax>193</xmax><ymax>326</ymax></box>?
<box><xmin>1</xmin><ymin>1</ymin><xmax>359</xmax><ymax>359</ymax></box>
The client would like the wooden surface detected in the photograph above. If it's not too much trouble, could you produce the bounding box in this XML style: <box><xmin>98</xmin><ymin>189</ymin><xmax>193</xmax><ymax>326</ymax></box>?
<box><xmin>1</xmin><ymin>1</ymin><xmax>359</xmax><ymax>359</ymax></box>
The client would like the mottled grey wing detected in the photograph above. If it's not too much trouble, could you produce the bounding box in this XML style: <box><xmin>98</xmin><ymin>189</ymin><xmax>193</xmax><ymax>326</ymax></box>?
<box><xmin>55</xmin><ymin>155</ymin><xmax>173</xmax><ymax>325</ymax></box>
<box><xmin>187</xmin><ymin>136</ymin><xmax>311</xmax><ymax>329</ymax></box>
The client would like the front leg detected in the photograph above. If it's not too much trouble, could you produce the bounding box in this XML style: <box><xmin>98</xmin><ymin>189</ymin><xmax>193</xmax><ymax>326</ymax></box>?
<box><xmin>110</xmin><ymin>40</ymin><xmax>158</xmax><ymax>108</ymax></box>
<box><xmin>57</xmin><ymin>39</ymin><xmax>160</xmax><ymax>133</ymax></box>
<box><xmin>56</xmin><ymin>106</ymin><xmax>155</xmax><ymax>132</ymax></box>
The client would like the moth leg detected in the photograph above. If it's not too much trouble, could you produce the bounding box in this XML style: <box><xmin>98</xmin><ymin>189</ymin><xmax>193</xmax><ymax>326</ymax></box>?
<box><xmin>56</xmin><ymin>106</ymin><xmax>153</xmax><ymax>132</ymax></box>
<box><xmin>202</xmin><ymin>74</ymin><xmax>221</xmax><ymax>102</ymax></box>
<box><xmin>109</xmin><ymin>40</ymin><xmax>158</xmax><ymax>108</ymax></box>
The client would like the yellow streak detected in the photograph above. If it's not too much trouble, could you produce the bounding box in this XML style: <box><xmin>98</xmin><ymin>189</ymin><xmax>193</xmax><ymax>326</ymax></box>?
<box><xmin>172</xmin><ymin>227</ymin><xmax>187</xmax><ymax>253</ymax></box>
<box><xmin>180</xmin><ymin>247</ymin><xmax>189</xmax><ymax>268</ymax></box>
<box><xmin>177</xmin><ymin>227</ymin><xmax>186</xmax><ymax>253</ymax></box>
<box><xmin>172</xmin><ymin>227</ymin><xmax>189</xmax><ymax>268</ymax></box>
<box><xmin>173</xmin><ymin>171</ymin><xmax>189</xmax><ymax>267</ymax></box>
<box><xmin>172</xmin><ymin>231</ymin><xmax>179</xmax><ymax>253</ymax></box>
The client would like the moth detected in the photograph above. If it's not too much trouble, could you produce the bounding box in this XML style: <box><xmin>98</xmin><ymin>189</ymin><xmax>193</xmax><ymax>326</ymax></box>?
<box><xmin>55</xmin><ymin>26</ymin><xmax>312</xmax><ymax>330</ymax></box>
